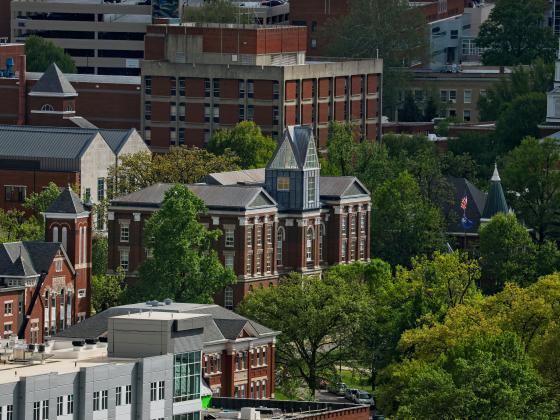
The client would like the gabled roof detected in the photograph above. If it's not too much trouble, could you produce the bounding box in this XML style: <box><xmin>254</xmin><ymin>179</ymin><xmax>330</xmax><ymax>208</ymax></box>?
<box><xmin>482</xmin><ymin>164</ymin><xmax>509</xmax><ymax>220</ymax></box>
<box><xmin>45</xmin><ymin>186</ymin><xmax>86</xmax><ymax>214</ymax></box>
<box><xmin>111</xmin><ymin>183</ymin><xmax>277</xmax><ymax>211</ymax></box>
<box><xmin>0</xmin><ymin>125</ymin><xmax>139</xmax><ymax>161</ymax></box>
<box><xmin>319</xmin><ymin>177</ymin><xmax>370</xmax><ymax>199</ymax></box>
<box><xmin>267</xmin><ymin>126</ymin><xmax>319</xmax><ymax>170</ymax></box>
<box><xmin>0</xmin><ymin>241</ymin><xmax>70</xmax><ymax>278</ymax></box>
<box><xmin>29</xmin><ymin>63</ymin><xmax>77</xmax><ymax>97</ymax></box>
<box><xmin>55</xmin><ymin>302</ymin><xmax>279</xmax><ymax>343</ymax></box>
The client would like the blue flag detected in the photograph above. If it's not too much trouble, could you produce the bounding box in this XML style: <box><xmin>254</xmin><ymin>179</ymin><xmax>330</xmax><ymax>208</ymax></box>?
<box><xmin>461</xmin><ymin>215</ymin><xmax>474</xmax><ymax>230</ymax></box>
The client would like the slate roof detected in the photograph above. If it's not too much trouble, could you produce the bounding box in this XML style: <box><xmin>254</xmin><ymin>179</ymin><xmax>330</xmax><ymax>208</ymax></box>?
<box><xmin>482</xmin><ymin>164</ymin><xmax>509</xmax><ymax>219</ymax></box>
<box><xmin>29</xmin><ymin>63</ymin><xmax>77</xmax><ymax>97</ymax></box>
<box><xmin>319</xmin><ymin>177</ymin><xmax>370</xmax><ymax>199</ymax></box>
<box><xmin>45</xmin><ymin>186</ymin><xmax>86</xmax><ymax>214</ymax></box>
<box><xmin>267</xmin><ymin>125</ymin><xmax>319</xmax><ymax>170</ymax></box>
<box><xmin>0</xmin><ymin>125</ymin><xmax>138</xmax><ymax>159</ymax></box>
<box><xmin>445</xmin><ymin>177</ymin><xmax>487</xmax><ymax>234</ymax></box>
<box><xmin>0</xmin><ymin>241</ymin><xmax>66</xmax><ymax>277</ymax></box>
<box><xmin>111</xmin><ymin>183</ymin><xmax>277</xmax><ymax>211</ymax></box>
<box><xmin>56</xmin><ymin>302</ymin><xmax>279</xmax><ymax>344</ymax></box>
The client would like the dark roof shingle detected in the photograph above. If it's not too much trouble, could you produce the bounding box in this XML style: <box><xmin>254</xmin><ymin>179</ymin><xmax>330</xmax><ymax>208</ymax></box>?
<box><xmin>46</xmin><ymin>187</ymin><xmax>86</xmax><ymax>214</ymax></box>
<box><xmin>29</xmin><ymin>63</ymin><xmax>77</xmax><ymax>96</ymax></box>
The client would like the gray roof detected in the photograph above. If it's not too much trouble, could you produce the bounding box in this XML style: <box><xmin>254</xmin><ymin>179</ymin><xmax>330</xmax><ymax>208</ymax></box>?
<box><xmin>267</xmin><ymin>125</ymin><xmax>319</xmax><ymax>170</ymax></box>
<box><xmin>45</xmin><ymin>186</ymin><xmax>86</xmax><ymax>214</ymax></box>
<box><xmin>482</xmin><ymin>165</ymin><xmax>509</xmax><ymax>220</ymax></box>
<box><xmin>0</xmin><ymin>125</ymin><xmax>138</xmax><ymax>161</ymax></box>
<box><xmin>56</xmin><ymin>302</ymin><xmax>278</xmax><ymax>344</ymax></box>
<box><xmin>111</xmin><ymin>183</ymin><xmax>277</xmax><ymax>211</ymax></box>
<box><xmin>0</xmin><ymin>241</ymin><xmax>67</xmax><ymax>278</ymax></box>
<box><xmin>29</xmin><ymin>63</ymin><xmax>77</xmax><ymax>96</ymax></box>
<box><xmin>27</xmin><ymin>72</ymin><xmax>141</xmax><ymax>86</ymax></box>
<box><xmin>204</xmin><ymin>168</ymin><xmax>265</xmax><ymax>186</ymax></box>
<box><xmin>319</xmin><ymin>177</ymin><xmax>370</xmax><ymax>198</ymax></box>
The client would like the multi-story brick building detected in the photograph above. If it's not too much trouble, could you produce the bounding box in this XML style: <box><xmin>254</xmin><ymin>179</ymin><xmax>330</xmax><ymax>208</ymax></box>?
<box><xmin>0</xmin><ymin>187</ymin><xmax>92</xmax><ymax>344</ymax></box>
<box><xmin>0</xmin><ymin>124</ymin><xmax>149</xmax><ymax>214</ymax></box>
<box><xmin>141</xmin><ymin>22</ymin><xmax>383</xmax><ymax>151</ymax></box>
<box><xmin>0</xmin><ymin>43</ymin><xmax>142</xmax><ymax>129</ymax></box>
<box><xmin>107</xmin><ymin>126</ymin><xmax>371</xmax><ymax>307</ymax></box>
<box><xmin>57</xmin><ymin>300</ymin><xmax>280</xmax><ymax>400</ymax></box>
<box><xmin>289</xmin><ymin>0</ymin><xmax>468</xmax><ymax>53</ymax></box>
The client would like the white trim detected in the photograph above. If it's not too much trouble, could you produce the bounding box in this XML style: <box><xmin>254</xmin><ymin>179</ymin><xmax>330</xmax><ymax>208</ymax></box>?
<box><xmin>43</xmin><ymin>212</ymin><xmax>89</xmax><ymax>219</ymax></box>
<box><xmin>30</xmin><ymin>110</ymin><xmax>76</xmax><ymax>115</ymax></box>
<box><xmin>29</xmin><ymin>92</ymin><xmax>77</xmax><ymax>98</ymax></box>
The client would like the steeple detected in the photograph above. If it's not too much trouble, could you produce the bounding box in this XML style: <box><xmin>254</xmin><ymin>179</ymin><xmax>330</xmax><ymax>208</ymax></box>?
<box><xmin>546</xmin><ymin>39</ymin><xmax>560</xmax><ymax>122</ymax></box>
<box><xmin>29</xmin><ymin>63</ymin><xmax>77</xmax><ymax>98</ymax></box>
<box><xmin>481</xmin><ymin>163</ymin><xmax>509</xmax><ymax>221</ymax></box>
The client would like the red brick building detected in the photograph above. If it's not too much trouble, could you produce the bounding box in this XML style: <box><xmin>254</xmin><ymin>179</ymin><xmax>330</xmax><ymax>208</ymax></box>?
<box><xmin>141</xmin><ymin>22</ymin><xmax>383</xmax><ymax>151</ymax></box>
<box><xmin>289</xmin><ymin>0</ymin><xmax>467</xmax><ymax>53</ymax></box>
<box><xmin>0</xmin><ymin>43</ymin><xmax>142</xmax><ymax>129</ymax></box>
<box><xmin>0</xmin><ymin>187</ymin><xmax>92</xmax><ymax>343</ymax></box>
<box><xmin>107</xmin><ymin>126</ymin><xmax>371</xmax><ymax>307</ymax></box>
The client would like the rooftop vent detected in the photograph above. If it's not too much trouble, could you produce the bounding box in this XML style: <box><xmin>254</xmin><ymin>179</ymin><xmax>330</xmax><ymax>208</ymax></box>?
<box><xmin>164</xmin><ymin>298</ymin><xmax>173</xmax><ymax>305</ymax></box>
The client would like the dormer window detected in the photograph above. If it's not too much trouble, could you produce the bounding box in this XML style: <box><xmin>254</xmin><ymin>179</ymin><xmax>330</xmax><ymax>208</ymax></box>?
<box><xmin>41</xmin><ymin>104</ymin><xmax>54</xmax><ymax>111</ymax></box>
<box><xmin>277</xmin><ymin>177</ymin><xmax>290</xmax><ymax>191</ymax></box>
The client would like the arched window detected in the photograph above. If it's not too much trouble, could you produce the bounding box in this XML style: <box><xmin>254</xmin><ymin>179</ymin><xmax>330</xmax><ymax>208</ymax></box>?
<box><xmin>256</xmin><ymin>381</ymin><xmax>261</xmax><ymax>399</ymax></box>
<box><xmin>262</xmin><ymin>380</ymin><xmax>267</xmax><ymax>399</ymax></box>
<box><xmin>82</xmin><ymin>225</ymin><xmax>87</xmax><ymax>264</ymax></box>
<box><xmin>61</xmin><ymin>227</ymin><xmax>68</xmax><ymax>251</ymax></box>
<box><xmin>41</xmin><ymin>104</ymin><xmax>54</xmax><ymax>112</ymax></box>
<box><xmin>64</xmin><ymin>104</ymin><xmax>74</xmax><ymax>112</ymax></box>
<box><xmin>306</xmin><ymin>226</ymin><xmax>314</xmax><ymax>262</ymax></box>
<box><xmin>224</xmin><ymin>286</ymin><xmax>233</xmax><ymax>310</ymax></box>
<box><xmin>52</xmin><ymin>226</ymin><xmax>59</xmax><ymax>243</ymax></box>
<box><xmin>276</xmin><ymin>227</ymin><xmax>285</xmax><ymax>266</ymax></box>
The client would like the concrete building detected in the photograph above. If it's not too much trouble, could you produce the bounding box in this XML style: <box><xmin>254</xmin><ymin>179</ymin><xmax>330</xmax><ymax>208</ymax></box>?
<box><xmin>0</xmin><ymin>309</ymin><xmax>208</xmax><ymax>420</ymax></box>
<box><xmin>0</xmin><ymin>187</ymin><xmax>92</xmax><ymax>344</ymax></box>
<box><xmin>10</xmin><ymin>0</ymin><xmax>154</xmax><ymax>75</ymax></box>
<box><xmin>107</xmin><ymin>126</ymin><xmax>371</xmax><ymax>307</ymax></box>
<box><xmin>56</xmin><ymin>300</ymin><xmax>280</xmax><ymax>400</ymax></box>
<box><xmin>0</xmin><ymin>124</ymin><xmax>149</xmax><ymax>215</ymax></box>
<box><xmin>404</xmin><ymin>65</ymin><xmax>512</xmax><ymax>123</ymax></box>
<box><xmin>141</xmin><ymin>22</ymin><xmax>383</xmax><ymax>151</ymax></box>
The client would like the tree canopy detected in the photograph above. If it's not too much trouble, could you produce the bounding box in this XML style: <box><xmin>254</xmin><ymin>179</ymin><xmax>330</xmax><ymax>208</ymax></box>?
<box><xmin>24</xmin><ymin>36</ymin><xmax>76</xmax><ymax>73</ymax></box>
<box><xmin>476</xmin><ymin>0</ymin><xmax>556</xmax><ymax>66</ymax></box>
<box><xmin>107</xmin><ymin>147</ymin><xmax>239</xmax><ymax>199</ymax></box>
<box><xmin>132</xmin><ymin>184</ymin><xmax>236</xmax><ymax>303</ymax></box>
<box><xmin>207</xmin><ymin>121</ymin><xmax>277</xmax><ymax>169</ymax></box>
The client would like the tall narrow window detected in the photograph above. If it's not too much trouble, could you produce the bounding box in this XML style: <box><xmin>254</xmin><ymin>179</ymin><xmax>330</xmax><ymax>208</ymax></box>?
<box><xmin>52</xmin><ymin>226</ymin><xmax>59</xmax><ymax>243</ymax></box>
<box><xmin>306</xmin><ymin>227</ymin><xmax>314</xmax><ymax>262</ymax></box>
<box><xmin>276</xmin><ymin>227</ymin><xmax>284</xmax><ymax>266</ymax></box>
<box><xmin>224</xmin><ymin>286</ymin><xmax>233</xmax><ymax>310</ymax></box>
<box><xmin>307</xmin><ymin>176</ymin><xmax>316</xmax><ymax>203</ymax></box>
<box><xmin>61</xmin><ymin>227</ymin><xmax>68</xmax><ymax>250</ymax></box>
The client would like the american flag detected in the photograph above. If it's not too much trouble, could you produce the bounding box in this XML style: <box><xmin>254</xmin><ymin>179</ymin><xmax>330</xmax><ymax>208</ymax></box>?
<box><xmin>460</xmin><ymin>195</ymin><xmax>468</xmax><ymax>210</ymax></box>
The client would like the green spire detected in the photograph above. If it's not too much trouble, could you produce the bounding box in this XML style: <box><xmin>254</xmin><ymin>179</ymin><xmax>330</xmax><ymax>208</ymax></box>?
<box><xmin>482</xmin><ymin>163</ymin><xmax>509</xmax><ymax>220</ymax></box>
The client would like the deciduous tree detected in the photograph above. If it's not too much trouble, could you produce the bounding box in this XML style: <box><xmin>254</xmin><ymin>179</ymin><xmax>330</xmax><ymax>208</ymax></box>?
<box><xmin>207</xmin><ymin>121</ymin><xmax>276</xmax><ymax>169</ymax></box>
<box><xmin>25</xmin><ymin>36</ymin><xmax>76</xmax><ymax>73</ymax></box>
<box><xmin>133</xmin><ymin>184</ymin><xmax>236</xmax><ymax>303</ymax></box>
<box><xmin>476</xmin><ymin>0</ymin><xmax>556</xmax><ymax>65</ymax></box>
<box><xmin>91</xmin><ymin>269</ymin><xmax>126</xmax><ymax>314</ymax></box>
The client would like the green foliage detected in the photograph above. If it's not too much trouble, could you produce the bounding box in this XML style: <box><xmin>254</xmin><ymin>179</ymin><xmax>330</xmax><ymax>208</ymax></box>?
<box><xmin>371</xmin><ymin>171</ymin><xmax>445</xmax><ymax>266</ymax></box>
<box><xmin>380</xmin><ymin>333</ymin><xmax>550</xmax><ymax>419</ymax></box>
<box><xmin>476</xmin><ymin>0</ymin><xmax>556</xmax><ymax>65</ymax></box>
<box><xmin>132</xmin><ymin>184</ymin><xmax>236</xmax><ymax>303</ymax></box>
<box><xmin>182</xmin><ymin>0</ymin><xmax>251</xmax><ymax>24</ymax></box>
<box><xmin>91</xmin><ymin>269</ymin><xmax>126</xmax><ymax>314</ymax></box>
<box><xmin>92</xmin><ymin>235</ymin><xmax>108</xmax><ymax>276</ymax></box>
<box><xmin>423</xmin><ymin>94</ymin><xmax>438</xmax><ymax>122</ymax></box>
<box><xmin>400</xmin><ymin>91</ymin><xmax>422</xmax><ymax>122</ymax></box>
<box><xmin>207</xmin><ymin>121</ymin><xmax>276</xmax><ymax>169</ymax></box>
<box><xmin>23</xmin><ymin>182</ymin><xmax>61</xmax><ymax>217</ymax></box>
<box><xmin>502</xmin><ymin>137</ymin><xmax>560</xmax><ymax>242</ymax></box>
<box><xmin>24</xmin><ymin>36</ymin><xmax>76</xmax><ymax>73</ymax></box>
<box><xmin>107</xmin><ymin>147</ymin><xmax>239</xmax><ymax>199</ymax></box>
<box><xmin>495</xmin><ymin>92</ymin><xmax>546</xmax><ymax>151</ymax></box>
<box><xmin>239</xmin><ymin>272</ymin><xmax>370</xmax><ymax>395</ymax></box>
<box><xmin>479</xmin><ymin>213</ymin><xmax>537</xmax><ymax>291</ymax></box>
<box><xmin>0</xmin><ymin>209</ymin><xmax>42</xmax><ymax>243</ymax></box>
<box><xmin>326</xmin><ymin>121</ymin><xmax>356</xmax><ymax>176</ymax></box>
<box><xmin>447</xmin><ymin>132</ymin><xmax>498</xmax><ymax>183</ymax></box>
<box><xmin>321</xmin><ymin>0</ymin><xmax>427</xmax><ymax>115</ymax></box>
<box><xmin>478</xmin><ymin>60</ymin><xmax>553</xmax><ymax>121</ymax></box>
